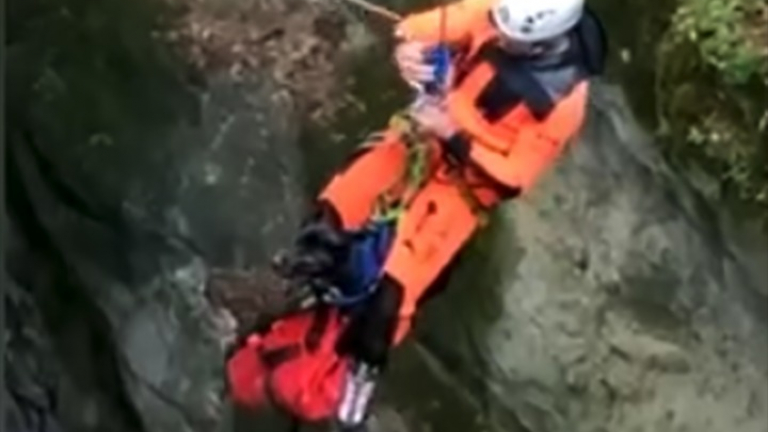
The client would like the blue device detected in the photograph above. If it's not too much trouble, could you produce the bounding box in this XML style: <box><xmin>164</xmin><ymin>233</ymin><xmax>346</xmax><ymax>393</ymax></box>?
<box><xmin>423</xmin><ymin>44</ymin><xmax>451</xmax><ymax>95</ymax></box>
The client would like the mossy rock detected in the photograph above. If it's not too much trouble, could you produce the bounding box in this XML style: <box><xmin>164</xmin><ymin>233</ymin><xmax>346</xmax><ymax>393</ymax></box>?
<box><xmin>655</xmin><ymin>19</ymin><xmax>768</xmax><ymax>228</ymax></box>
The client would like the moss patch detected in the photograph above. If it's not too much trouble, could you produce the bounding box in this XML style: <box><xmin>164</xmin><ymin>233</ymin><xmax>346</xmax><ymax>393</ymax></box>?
<box><xmin>656</xmin><ymin>0</ymin><xmax>768</xmax><ymax>228</ymax></box>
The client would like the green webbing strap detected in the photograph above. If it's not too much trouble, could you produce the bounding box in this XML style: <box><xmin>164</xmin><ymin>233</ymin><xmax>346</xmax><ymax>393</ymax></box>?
<box><xmin>370</xmin><ymin>111</ymin><xmax>490</xmax><ymax>228</ymax></box>
<box><xmin>370</xmin><ymin>112</ymin><xmax>431</xmax><ymax>224</ymax></box>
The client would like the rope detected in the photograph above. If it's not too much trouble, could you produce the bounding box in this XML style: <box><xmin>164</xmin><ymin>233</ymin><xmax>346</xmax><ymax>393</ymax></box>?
<box><xmin>373</xmin><ymin>112</ymin><xmax>489</xmax><ymax>227</ymax></box>
<box><xmin>369</xmin><ymin>112</ymin><xmax>432</xmax><ymax>224</ymax></box>
<box><xmin>336</xmin><ymin>0</ymin><xmax>402</xmax><ymax>22</ymax></box>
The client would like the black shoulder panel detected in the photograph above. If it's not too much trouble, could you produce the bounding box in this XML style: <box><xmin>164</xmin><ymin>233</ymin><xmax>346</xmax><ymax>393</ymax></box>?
<box><xmin>572</xmin><ymin>6</ymin><xmax>609</xmax><ymax>76</ymax></box>
<box><xmin>461</xmin><ymin>8</ymin><xmax>609</xmax><ymax>123</ymax></box>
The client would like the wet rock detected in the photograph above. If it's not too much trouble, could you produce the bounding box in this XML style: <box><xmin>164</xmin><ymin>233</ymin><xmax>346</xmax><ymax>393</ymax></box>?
<box><xmin>367</xmin><ymin>406</ymin><xmax>412</xmax><ymax>432</ymax></box>
<box><xmin>4</xmin><ymin>280</ymin><xmax>65</xmax><ymax>432</ymax></box>
<box><xmin>3</xmin><ymin>269</ymin><xmax>145</xmax><ymax>432</ymax></box>
<box><xmin>7</xmin><ymin>126</ymin><xmax>235</xmax><ymax>432</ymax></box>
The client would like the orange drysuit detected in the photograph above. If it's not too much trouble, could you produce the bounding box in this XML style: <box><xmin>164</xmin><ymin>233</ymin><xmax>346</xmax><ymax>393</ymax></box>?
<box><xmin>321</xmin><ymin>0</ymin><xmax>607</xmax><ymax>354</ymax></box>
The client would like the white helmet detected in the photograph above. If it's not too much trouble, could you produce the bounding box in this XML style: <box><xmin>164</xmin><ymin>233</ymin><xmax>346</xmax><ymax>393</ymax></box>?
<box><xmin>491</xmin><ymin>0</ymin><xmax>585</xmax><ymax>43</ymax></box>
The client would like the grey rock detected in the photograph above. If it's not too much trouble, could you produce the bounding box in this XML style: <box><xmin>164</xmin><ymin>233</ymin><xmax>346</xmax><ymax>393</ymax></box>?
<box><xmin>4</xmin><ymin>280</ymin><xmax>64</xmax><ymax>432</ymax></box>
<box><xmin>7</xmin><ymin>68</ymin><xmax>308</xmax><ymax>431</ymax></box>
<box><xmin>410</xmin><ymin>83</ymin><xmax>768</xmax><ymax>432</ymax></box>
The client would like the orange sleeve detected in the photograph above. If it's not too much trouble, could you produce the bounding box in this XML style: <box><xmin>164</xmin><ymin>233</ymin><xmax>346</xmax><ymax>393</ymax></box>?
<box><xmin>394</xmin><ymin>0</ymin><xmax>495</xmax><ymax>45</ymax></box>
<box><xmin>467</xmin><ymin>82</ymin><xmax>590</xmax><ymax>193</ymax></box>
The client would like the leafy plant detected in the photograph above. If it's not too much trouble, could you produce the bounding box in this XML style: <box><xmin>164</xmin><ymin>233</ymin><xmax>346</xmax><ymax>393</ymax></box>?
<box><xmin>658</xmin><ymin>0</ymin><xmax>768</xmax><ymax>228</ymax></box>
<box><xmin>670</xmin><ymin>0</ymin><xmax>767</xmax><ymax>85</ymax></box>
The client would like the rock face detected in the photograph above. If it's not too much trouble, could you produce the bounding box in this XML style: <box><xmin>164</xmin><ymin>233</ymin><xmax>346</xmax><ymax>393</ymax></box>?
<box><xmin>7</xmin><ymin>85</ymin><xmax>237</xmax><ymax>432</ymax></box>
<box><xmin>4</xmin><ymin>277</ymin><xmax>67</xmax><ymax>432</ymax></box>
<box><xmin>407</xmin><ymin>83</ymin><xmax>768</xmax><ymax>432</ymax></box>
<box><xmin>5</xmin><ymin>0</ymin><xmax>367</xmax><ymax>431</ymax></box>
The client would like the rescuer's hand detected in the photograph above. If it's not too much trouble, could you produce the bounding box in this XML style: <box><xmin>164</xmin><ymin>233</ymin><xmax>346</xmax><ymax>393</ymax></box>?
<box><xmin>394</xmin><ymin>41</ymin><xmax>436</xmax><ymax>90</ymax></box>
<box><xmin>409</xmin><ymin>97</ymin><xmax>459</xmax><ymax>139</ymax></box>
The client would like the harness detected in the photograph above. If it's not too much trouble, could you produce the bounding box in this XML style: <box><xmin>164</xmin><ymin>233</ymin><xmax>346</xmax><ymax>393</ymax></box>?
<box><xmin>321</xmin><ymin>109</ymin><xmax>490</xmax><ymax>308</ymax></box>
<box><xmin>385</xmin><ymin>110</ymin><xmax>490</xmax><ymax>226</ymax></box>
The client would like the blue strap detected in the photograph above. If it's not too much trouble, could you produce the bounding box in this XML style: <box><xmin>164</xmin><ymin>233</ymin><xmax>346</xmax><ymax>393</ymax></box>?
<box><xmin>423</xmin><ymin>44</ymin><xmax>451</xmax><ymax>95</ymax></box>
<box><xmin>327</xmin><ymin>220</ymin><xmax>396</xmax><ymax>306</ymax></box>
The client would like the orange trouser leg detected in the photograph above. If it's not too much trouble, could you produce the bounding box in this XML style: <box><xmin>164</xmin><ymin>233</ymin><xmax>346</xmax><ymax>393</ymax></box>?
<box><xmin>383</xmin><ymin>174</ymin><xmax>481</xmax><ymax>345</ymax></box>
<box><xmin>319</xmin><ymin>131</ymin><xmax>407</xmax><ymax>230</ymax></box>
<box><xmin>319</xmin><ymin>132</ymin><xmax>483</xmax><ymax>350</ymax></box>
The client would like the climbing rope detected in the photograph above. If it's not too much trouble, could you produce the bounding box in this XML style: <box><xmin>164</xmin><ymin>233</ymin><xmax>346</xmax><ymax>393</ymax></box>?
<box><xmin>337</xmin><ymin>0</ymin><xmax>402</xmax><ymax>22</ymax></box>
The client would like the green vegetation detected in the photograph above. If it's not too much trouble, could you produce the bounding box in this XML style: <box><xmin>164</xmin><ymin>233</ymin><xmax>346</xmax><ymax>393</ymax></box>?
<box><xmin>670</xmin><ymin>0</ymin><xmax>767</xmax><ymax>86</ymax></box>
<box><xmin>657</xmin><ymin>0</ymin><xmax>768</xmax><ymax>226</ymax></box>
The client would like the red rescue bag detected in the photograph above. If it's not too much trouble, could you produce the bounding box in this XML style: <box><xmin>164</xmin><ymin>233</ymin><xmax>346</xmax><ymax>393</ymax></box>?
<box><xmin>226</xmin><ymin>307</ymin><xmax>349</xmax><ymax>422</ymax></box>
